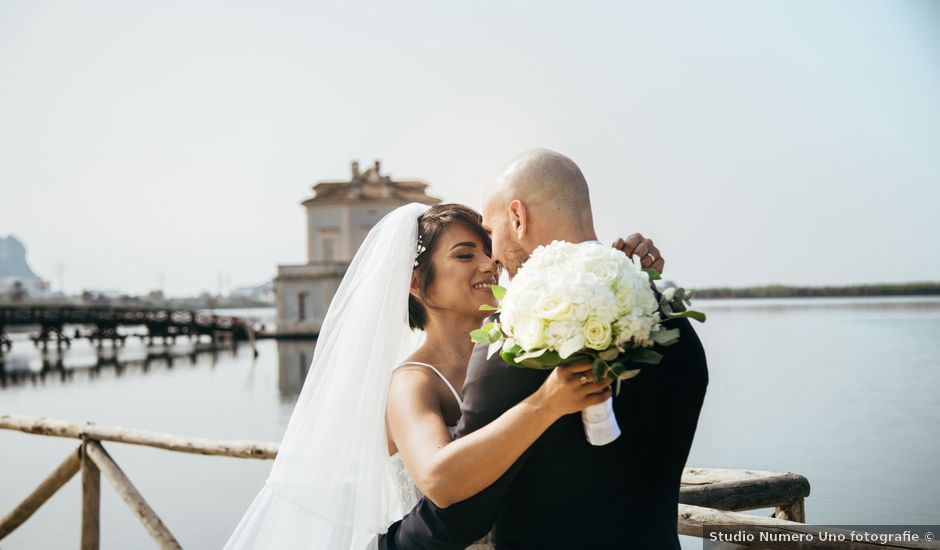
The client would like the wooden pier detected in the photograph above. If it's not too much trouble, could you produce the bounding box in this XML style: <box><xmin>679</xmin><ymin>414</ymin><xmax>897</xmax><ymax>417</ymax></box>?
<box><xmin>1</xmin><ymin>413</ymin><xmax>936</xmax><ymax>549</ymax></box>
<box><xmin>0</xmin><ymin>303</ymin><xmax>256</xmax><ymax>354</ymax></box>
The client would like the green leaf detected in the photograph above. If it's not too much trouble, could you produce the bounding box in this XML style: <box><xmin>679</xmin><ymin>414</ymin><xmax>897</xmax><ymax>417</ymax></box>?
<box><xmin>500</xmin><ymin>343</ymin><xmax>528</xmax><ymax>366</ymax></box>
<box><xmin>502</xmin><ymin>345</ymin><xmax>563</xmax><ymax>369</ymax></box>
<box><xmin>598</xmin><ymin>348</ymin><xmax>619</xmax><ymax>362</ymax></box>
<box><xmin>650</xmin><ymin>327</ymin><xmax>680</xmax><ymax>346</ymax></box>
<box><xmin>470</xmin><ymin>328</ymin><xmax>491</xmax><ymax>344</ymax></box>
<box><xmin>470</xmin><ymin>321</ymin><xmax>504</xmax><ymax>344</ymax></box>
<box><xmin>608</xmin><ymin>362</ymin><xmax>626</xmax><ymax>378</ymax></box>
<box><xmin>515</xmin><ymin>348</ymin><xmax>548</xmax><ymax>362</ymax></box>
<box><xmin>663</xmin><ymin>309</ymin><xmax>707</xmax><ymax>323</ymax></box>
<box><xmin>526</xmin><ymin>349</ymin><xmax>563</xmax><ymax>368</ymax></box>
<box><xmin>501</xmin><ymin>340</ymin><xmax>521</xmax><ymax>355</ymax></box>
<box><xmin>519</xmin><ymin>359</ymin><xmax>557</xmax><ymax>370</ymax></box>
<box><xmin>491</xmin><ymin>285</ymin><xmax>507</xmax><ymax>302</ymax></box>
<box><xmin>479</xmin><ymin>304</ymin><xmax>498</xmax><ymax>311</ymax></box>
<box><xmin>592</xmin><ymin>358</ymin><xmax>607</xmax><ymax>381</ymax></box>
<box><xmin>643</xmin><ymin>268</ymin><xmax>662</xmax><ymax>281</ymax></box>
<box><xmin>559</xmin><ymin>352</ymin><xmax>593</xmax><ymax>365</ymax></box>
<box><xmin>615</xmin><ymin>378</ymin><xmax>623</xmax><ymax>396</ymax></box>
<box><xmin>674</xmin><ymin>288</ymin><xmax>686</xmax><ymax>302</ymax></box>
<box><xmin>501</xmin><ymin>349</ymin><xmax>521</xmax><ymax>365</ymax></box>
<box><xmin>618</xmin><ymin>368</ymin><xmax>642</xmax><ymax>381</ymax></box>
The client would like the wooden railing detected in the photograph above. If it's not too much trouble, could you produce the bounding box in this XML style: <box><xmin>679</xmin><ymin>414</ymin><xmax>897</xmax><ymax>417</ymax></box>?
<box><xmin>1</xmin><ymin>413</ymin><xmax>936</xmax><ymax>549</ymax></box>
<box><xmin>0</xmin><ymin>413</ymin><xmax>274</xmax><ymax>549</ymax></box>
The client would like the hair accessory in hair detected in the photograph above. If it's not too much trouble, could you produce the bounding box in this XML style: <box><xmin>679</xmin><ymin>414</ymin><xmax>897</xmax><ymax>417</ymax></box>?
<box><xmin>413</xmin><ymin>234</ymin><xmax>427</xmax><ymax>267</ymax></box>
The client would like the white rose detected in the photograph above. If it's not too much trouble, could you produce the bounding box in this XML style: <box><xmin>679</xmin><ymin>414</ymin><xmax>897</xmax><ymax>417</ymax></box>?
<box><xmin>535</xmin><ymin>294</ymin><xmax>572</xmax><ymax>320</ymax></box>
<box><xmin>513</xmin><ymin>314</ymin><xmax>547</xmax><ymax>350</ymax></box>
<box><xmin>582</xmin><ymin>317</ymin><xmax>613</xmax><ymax>351</ymax></box>
<box><xmin>615</xmin><ymin>287</ymin><xmax>634</xmax><ymax>310</ymax></box>
<box><xmin>583</xmin><ymin>257</ymin><xmax>617</xmax><ymax>284</ymax></box>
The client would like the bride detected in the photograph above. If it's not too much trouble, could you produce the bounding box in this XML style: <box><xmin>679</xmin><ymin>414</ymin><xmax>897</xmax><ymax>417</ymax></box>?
<box><xmin>223</xmin><ymin>202</ymin><xmax>614</xmax><ymax>550</ymax></box>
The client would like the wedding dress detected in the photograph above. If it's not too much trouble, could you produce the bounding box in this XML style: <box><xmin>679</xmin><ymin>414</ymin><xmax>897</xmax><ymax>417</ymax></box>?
<box><xmin>223</xmin><ymin>203</ymin><xmax>494</xmax><ymax>550</ymax></box>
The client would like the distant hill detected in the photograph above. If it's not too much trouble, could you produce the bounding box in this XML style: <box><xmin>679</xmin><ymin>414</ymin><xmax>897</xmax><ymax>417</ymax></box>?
<box><xmin>0</xmin><ymin>235</ymin><xmax>40</xmax><ymax>280</ymax></box>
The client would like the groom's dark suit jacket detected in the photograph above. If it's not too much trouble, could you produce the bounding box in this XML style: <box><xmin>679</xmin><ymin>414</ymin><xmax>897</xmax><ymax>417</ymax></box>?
<box><xmin>379</xmin><ymin>289</ymin><xmax>708</xmax><ymax>550</ymax></box>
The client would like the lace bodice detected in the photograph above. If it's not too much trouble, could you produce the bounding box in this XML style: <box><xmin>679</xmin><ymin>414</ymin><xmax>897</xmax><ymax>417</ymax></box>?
<box><xmin>390</xmin><ymin>452</ymin><xmax>422</xmax><ymax>513</ymax></box>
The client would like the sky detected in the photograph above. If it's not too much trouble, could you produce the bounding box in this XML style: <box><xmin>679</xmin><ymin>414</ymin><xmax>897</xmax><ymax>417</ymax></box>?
<box><xmin>1</xmin><ymin>1</ymin><xmax>938</xmax><ymax>296</ymax></box>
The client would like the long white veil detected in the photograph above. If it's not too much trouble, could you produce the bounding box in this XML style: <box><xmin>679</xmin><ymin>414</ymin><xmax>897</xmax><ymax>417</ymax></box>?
<box><xmin>224</xmin><ymin>202</ymin><xmax>430</xmax><ymax>550</ymax></box>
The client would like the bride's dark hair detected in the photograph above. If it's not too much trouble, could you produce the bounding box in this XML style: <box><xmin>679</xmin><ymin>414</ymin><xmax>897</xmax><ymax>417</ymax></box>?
<box><xmin>409</xmin><ymin>203</ymin><xmax>492</xmax><ymax>330</ymax></box>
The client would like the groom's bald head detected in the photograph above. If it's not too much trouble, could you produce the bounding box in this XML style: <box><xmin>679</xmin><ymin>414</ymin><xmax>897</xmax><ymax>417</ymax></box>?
<box><xmin>487</xmin><ymin>149</ymin><xmax>594</xmax><ymax>227</ymax></box>
<box><xmin>482</xmin><ymin>149</ymin><xmax>597</xmax><ymax>277</ymax></box>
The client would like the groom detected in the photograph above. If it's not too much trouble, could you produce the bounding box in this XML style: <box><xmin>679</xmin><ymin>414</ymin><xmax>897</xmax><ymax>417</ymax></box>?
<box><xmin>380</xmin><ymin>149</ymin><xmax>709</xmax><ymax>549</ymax></box>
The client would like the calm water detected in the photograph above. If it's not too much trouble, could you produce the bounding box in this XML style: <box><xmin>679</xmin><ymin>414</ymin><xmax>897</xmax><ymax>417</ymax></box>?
<box><xmin>1</xmin><ymin>298</ymin><xmax>938</xmax><ymax>549</ymax></box>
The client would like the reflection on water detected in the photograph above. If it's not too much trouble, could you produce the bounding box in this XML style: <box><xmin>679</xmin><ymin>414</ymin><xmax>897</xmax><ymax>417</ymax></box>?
<box><xmin>0</xmin><ymin>341</ymin><xmax>239</xmax><ymax>388</ymax></box>
<box><xmin>0</xmin><ymin>299</ymin><xmax>938</xmax><ymax>549</ymax></box>
<box><xmin>0</xmin><ymin>332</ymin><xmax>317</xmax><ymax>405</ymax></box>
<box><xmin>276</xmin><ymin>339</ymin><xmax>316</xmax><ymax>402</ymax></box>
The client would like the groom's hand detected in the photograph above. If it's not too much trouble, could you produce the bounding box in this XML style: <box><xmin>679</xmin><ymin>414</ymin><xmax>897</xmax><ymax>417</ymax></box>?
<box><xmin>613</xmin><ymin>233</ymin><xmax>664</xmax><ymax>274</ymax></box>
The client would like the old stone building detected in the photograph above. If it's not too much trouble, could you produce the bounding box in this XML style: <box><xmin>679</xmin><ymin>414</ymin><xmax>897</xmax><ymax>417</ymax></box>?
<box><xmin>274</xmin><ymin>160</ymin><xmax>440</xmax><ymax>335</ymax></box>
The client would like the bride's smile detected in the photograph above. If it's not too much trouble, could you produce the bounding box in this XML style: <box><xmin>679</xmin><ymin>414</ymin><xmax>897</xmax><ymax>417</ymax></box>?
<box><xmin>409</xmin><ymin>222</ymin><xmax>500</xmax><ymax>323</ymax></box>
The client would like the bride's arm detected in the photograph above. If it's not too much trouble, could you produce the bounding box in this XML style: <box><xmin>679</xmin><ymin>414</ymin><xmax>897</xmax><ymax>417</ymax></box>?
<box><xmin>386</xmin><ymin>362</ymin><xmax>612</xmax><ymax>509</ymax></box>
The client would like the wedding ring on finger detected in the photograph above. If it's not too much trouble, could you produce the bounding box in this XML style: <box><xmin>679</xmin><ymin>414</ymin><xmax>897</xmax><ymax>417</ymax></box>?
<box><xmin>579</xmin><ymin>375</ymin><xmax>589</xmax><ymax>385</ymax></box>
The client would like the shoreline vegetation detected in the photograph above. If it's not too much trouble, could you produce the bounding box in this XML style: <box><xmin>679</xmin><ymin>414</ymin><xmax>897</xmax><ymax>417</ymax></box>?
<box><xmin>691</xmin><ymin>281</ymin><xmax>940</xmax><ymax>299</ymax></box>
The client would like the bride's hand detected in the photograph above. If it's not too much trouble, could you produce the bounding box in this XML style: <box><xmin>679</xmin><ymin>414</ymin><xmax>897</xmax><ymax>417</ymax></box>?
<box><xmin>613</xmin><ymin>233</ymin><xmax>664</xmax><ymax>274</ymax></box>
<box><xmin>532</xmin><ymin>362</ymin><xmax>614</xmax><ymax>418</ymax></box>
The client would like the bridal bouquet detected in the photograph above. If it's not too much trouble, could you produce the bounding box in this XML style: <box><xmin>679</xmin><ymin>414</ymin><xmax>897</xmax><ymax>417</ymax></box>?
<box><xmin>471</xmin><ymin>240</ymin><xmax>705</xmax><ymax>446</ymax></box>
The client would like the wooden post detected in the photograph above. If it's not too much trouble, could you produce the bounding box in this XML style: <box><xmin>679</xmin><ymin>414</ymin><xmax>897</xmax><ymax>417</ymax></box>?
<box><xmin>0</xmin><ymin>445</ymin><xmax>81</xmax><ymax>539</ymax></box>
<box><xmin>245</xmin><ymin>322</ymin><xmax>258</xmax><ymax>358</ymax></box>
<box><xmin>80</xmin><ymin>441</ymin><xmax>101</xmax><ymax>550</ymax></box>
<box><xmin>774</xmin><ymin>497</ymin><xmax>805</xmax><ymax>523</ymax></box>
<box><xmin>84</xmin><ymin>440</ymin><xmax>181</xmax><ymax>549</ymax></box>
<box><xmin>680</xmin><ymin>468</ymin><xmax>810</xmax><ymax>513</ymax></box>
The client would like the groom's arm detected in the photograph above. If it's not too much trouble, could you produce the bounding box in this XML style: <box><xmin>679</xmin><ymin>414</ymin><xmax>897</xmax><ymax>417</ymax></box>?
<box><xmin>379</xmin><ymin>344</ymin><xmax>547</xmax><ymax>550</ymax></box>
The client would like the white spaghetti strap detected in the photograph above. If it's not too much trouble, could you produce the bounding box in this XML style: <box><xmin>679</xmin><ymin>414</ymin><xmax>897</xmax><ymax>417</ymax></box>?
<box><xmin>396</xmin><ymin>361</ymin><xmax>463</xmax><ymax>408</ymax></box>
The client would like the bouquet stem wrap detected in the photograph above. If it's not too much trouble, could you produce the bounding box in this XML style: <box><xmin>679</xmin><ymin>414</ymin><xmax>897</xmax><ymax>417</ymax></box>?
<box><xmin>581</xmin><ymin>396</ymin><xmax>621</xmax><ymax>446</ymax></box>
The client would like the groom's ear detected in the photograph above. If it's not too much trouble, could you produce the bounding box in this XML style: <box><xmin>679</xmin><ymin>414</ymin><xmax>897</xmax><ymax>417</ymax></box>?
<box><xmin>509</xmin><ymin>199</ymin><xmax>527</xmax><ymax>239</ymax></box>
